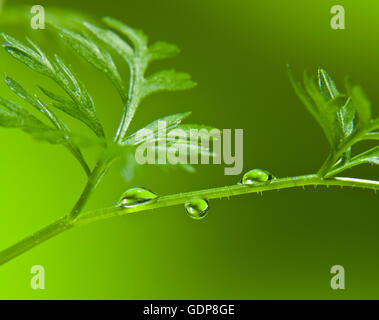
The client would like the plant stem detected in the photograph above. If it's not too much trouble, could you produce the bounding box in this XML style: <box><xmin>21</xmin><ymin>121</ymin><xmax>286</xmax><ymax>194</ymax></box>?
<box><xmin>318</xmin><ymin>121</ymin><xmax>379</xmax><ymax>177</ymax></box>
<box><xmin>75</xmin><ymin>175</ymin><xmax>379</xmax><ymax>225</ymax></box>
<box><xmin>0</xmin><ymin>152</ymin><xmax>114</xmax><ymax>265</ymax></box>
<box><xmin>0</xmin><ymin>217</ymin><xmax>71</xmax><ymax>266</ymax></box>
<box><xmin>114</xmin><ymin>60</ymin><xmax>145</xmax><ymax>143</ymax></box>
<box><xmin>1</xmin><ymin>174</ymin><xmax>379</xmax><ymax>266</ymax></box>
<box><xmin>68</xmin><ymin>155</ymin><xmax>112</xmax><ymax>221</ymax></box>
<box><xmin>65</xmin><ymin>142</ymin><xmax>91</xmax><ymax>177</ymax></box>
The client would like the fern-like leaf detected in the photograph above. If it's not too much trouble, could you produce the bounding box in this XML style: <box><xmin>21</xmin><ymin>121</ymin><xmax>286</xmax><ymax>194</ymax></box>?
<box><xmin>1</xmin><ymin>34</ymin><xmax>104</xmax><ymax>137</ymax></box>
<box><xmin>54</xmin><ymin>25</ymin><xmax>127</xmax><ymax>102</ymax></box>
<box><xmin>83</xmin><ymin>17</ymin><xmax>197</xmax><ymax>141</ymax></box>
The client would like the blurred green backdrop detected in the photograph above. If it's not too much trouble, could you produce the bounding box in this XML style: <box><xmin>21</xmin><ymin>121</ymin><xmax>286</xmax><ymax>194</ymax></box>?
<box><xmin>1</xmin><ymin>0</ymin><xmax>379</xmax><ymax>299</ymax></box>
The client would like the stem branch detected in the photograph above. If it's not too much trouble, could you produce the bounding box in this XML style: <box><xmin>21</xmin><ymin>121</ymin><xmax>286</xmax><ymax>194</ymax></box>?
<box><xmin>1</xmin><ymin>174</ymin><xmax>379</xmax><ymax>266</ymax></box>
<box><xmin>68</xmin><ymin>155</ymin><xmax>112</xmax><ymax>221</ymax></box>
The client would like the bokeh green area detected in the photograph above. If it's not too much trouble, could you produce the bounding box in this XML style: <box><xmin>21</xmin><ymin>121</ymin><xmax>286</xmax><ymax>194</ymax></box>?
<box><xmin>1</xmin><ymin>0</ymin><xmax>379</xmax><ymax>299</ymax></box>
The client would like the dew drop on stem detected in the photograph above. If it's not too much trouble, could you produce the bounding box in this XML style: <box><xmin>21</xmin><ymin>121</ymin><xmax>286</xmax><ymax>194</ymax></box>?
<box><xmin>240</xmin><ymin>169</ymin><xmax>274</xmax><ymax>185</ymax></box>
<box><xmin>185</xmin><ymin>198</ymin><xmax>209</xmax><ymax>220</ymax></box>
<box><xmin>118</xmin><ymin>187</ymin><xmax>158</xmax><ymax>207</ymax></box>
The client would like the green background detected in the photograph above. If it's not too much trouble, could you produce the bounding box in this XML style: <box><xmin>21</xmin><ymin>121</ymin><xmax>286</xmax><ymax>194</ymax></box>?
<box><xmin>1</xmin><ymin>0</ymin><xmax>379</xmax><ymax>299</ymax></box>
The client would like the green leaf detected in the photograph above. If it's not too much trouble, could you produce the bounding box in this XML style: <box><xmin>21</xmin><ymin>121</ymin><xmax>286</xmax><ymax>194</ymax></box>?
<box><xmin>156</xmin><ymin>163</ymin><xmax>196</xmax><ymax>173</ymax></box>
<box><xmin>303</xmin><ymin>71</ymin><xmax>340</xmax><ymax>148</ymax></box>
<box><xmin>38</xmin><ymin>85</ymin><xmax>103</xmax><ymax>137</ymax></box>
<box><xmin>364</xmin><ymin>132</ymin><xmax>379</xmax><ymax>140</ymax></box>
<box><xmin>52</xmin><ymin>55</ymin><xmax>104</xmax><ymax>136</ymax></box>
<box><xmin>174</xmin><ymin>124</ymin><xmax>221</xmax><ymax>143</ymax></box>
<box><xmin>103</xmin><ymin>16</ymin><xmax>148</xmax><ymax>52</ymax></box>
<box><xmin>318</xmin><ymin>68</ymin><xmax>339</xmax><ymax>99</ymax></box>
<box><xmin>0</xmin><ymin>109</ymin><xmax>23</xmax><ymax>127</ymax></box>
<box><xmin>349</xmin><ymin>146</ymin><xmax>379</xmax><ymax>166</ymax></box>
<box><xmin>2</xmin><ymin>76</ymin><xmax>91</xmax><ymax>173</ymax></box>
<box><xmin>1</xmin><ymin>34</ymin><xmax>54</xmax><ymax>75</ymax></box>
<box><xmin>176</xmin><ymin>124</ymin><xmax>220</xmax><ymax>133</ymax></box>
<box><xmin>2</xmin><ymin>33</ymin><xmax>104</xmax><ymax>137</ymax></box>
<box><xmin>83</xmin><ymin>21</ymin><xmax>134</xmax><ymax>63</ymax></box>
<box><xmin>317</xmin><ymin>69</ymin><xmax>355</xmax><ymax>160</ymax></box>
<box><xmin>336</xmin><ymin>97</ymin><xmax>355</xmax><ymax>139</ymax></box>
<box><xmin>55</xmin><ymin>25</ymin><xmax>127</xmax><ymax>101</ymax></box>
<box><xmin>147</xmin><ymin>41</ymin><xmax>179</xmax><ymax>61</ymax></box>
<box><xmin>153</xmin><ymin>163</ymin><xmax>196</xmax><ymax>173</ymax></box>
<box><xmin>351</xmin><ymin>85</ymin><xmax>371</xmax><ymax>127</ymax></box>
<box><xmin>122</xmin><ymin>111</ymin><xmax>192</xmax><ymax>145</ymax></box>
<box><xmin>0</xmin><ymin>97</ymin><xmax>65</xmax><ymax>144</ymax></box>
<box><xmin>142</xmin><ymin>70</ymin><xmax>196</xmax><ymax>98</ymax></box>
<box><xmin>154</xmin><ymin>141</ymin><xmax>214</xmax><ymax>157</ymax></box>
<box><xmin>5</xmin><ymin>75</ymin><xmax>59</xmax><ymax>124</ymax></box>
<box><xmin>120</xmin><ymin>150</ymin><xmax>195</xmax><ymax>182</ymax></box>
<box><xmin>83</xmin><ymin>18</ymin><xmax>196</xmax><ymax>143</ymax></box>
<box><xmin>289</xmin><ymin>67</ymin><xmax>356</xmax><ymax>154</ymax></box>
<box><xmin>287</xmin><ymin>65</ymin><xmax>322</xmax><ymax>130</ymax></box>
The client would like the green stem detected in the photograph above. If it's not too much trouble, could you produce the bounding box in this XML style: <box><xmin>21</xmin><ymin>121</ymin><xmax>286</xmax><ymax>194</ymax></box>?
<box><xmin>0</xmin><ymin>217</ymin><xmax>71</xmax><ymax>266</ymax></box>
<box><xmin>65</xmin><ymin>142</ymin><xmax>91</xmax><ymax>177</ymax></box>
<box><xmin>317</xmin><ymin>152</ymin><xmax>334</xmax><ymax>177</ymax></box>
<box><xmin>114</xmin><ymin>60</ymin><xmax>145</xmax><ymax>143</ymax></box>
<box><xmin>68</xmin><ymin>155</ymin><xmax>112</xmax><ymax>221</ymax></box>
<box><xmin>318</xmin><ymin>121</ymin><xmax>379</xmax><ymax>177</ymax></box>
<box><xmin>2</xmin><ymin>174</ymin><xmax>379</xmax><ymax>266</ymax></box>
<box><xmin>75</xmin><ymin>174</ymin><xmax>379</xmax><ymax>225</ymax></box>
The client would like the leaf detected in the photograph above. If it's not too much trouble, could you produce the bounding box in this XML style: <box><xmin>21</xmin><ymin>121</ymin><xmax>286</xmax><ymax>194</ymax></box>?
<box><xmin>303</xmin><ymin>71</ymin><xmax>340</xmax><ymax>148</ymax></box>
<box><xmin>120</xmin><ymin>149</ymin><xmax>195</xmax><ymax>182</ymax></box>
<box><xmin>351</xmin><ymin>85</ymin><xmax>371</xmax><ymax>127</ymax></box>
<box><xmin>142</xmin><ymin>70</ymin><xmax>197</xmax><ymax>98</ymax></box>
<box><xmin>2</xmin><ymin>34</ymin><xmax>104</xmax><ymax>137</ymax></box>
<box><xmin>0</xmin><ymin>97</ymin><xmax>65</xmax><ymax>144</ymax></box>
<box><xmin>364</xmin><ymin>132</ymin><xmax>379</xmax><ymax>140</ymax></box>
<box><xmin>336</xmin><ymin>97</ymin><xmax>355</xmax><ymax>139</ymax></box>
<box><xmin>5</xmin><ymin>75</ymin><xmax>59</xmax><ymax>124</ymax></box>
<box><xmin>173</xmin><ymin>124</ymin><xmax>221</xmax><ymax>143</ymax></box>
<box><xmin>55</xmin><ymin>25</ymin><xmax>127</xmax><ymax>101</ymax></box>
<box><xmin>52</xmin><ymin>55</ymin><xmax>104</xmax><ymax>136</ymax></box>
<box><xmin>349</xmin><ymin>146</ymin><xmax>379</xmax><ymax>166</ymax></box>
<box><xmin>317</xmin><ymin>69</ymin><xmax>355</xmax><ymax>160</ymax></box>
<box><xmin>176</xmin><ymin>124</ymin><xmax>220</xmax><ymax>134</ymax></box>
<box><xmin>287</xmin><ymin>65</ymin><xmax>322</xmax><ymax>132</ymax></box>
<box><xmin>2</xmin><ymin>33</ymin><xmax>104</xmax><ymax>137</ymax></box>
<box><xmin>83</xmin><ymin>18</ymin><xmax>196</xmax><ymax>143</ymax></box>
<box><xmin>83</xmin><ymin>21</ymin><xmax>134</xmax><ymax>63</ymax></box>
<box><xmin>155</xmin><ymin>163</ymin><xmax>196</xmax><ymax>173</ymax></box>
<box><xmin>289</xmin><ymin>66</ymin><xmax>356</xmax><ymax>153</ymax></box>
<box><xmin>153</xmin><ymin>141</ymin><xmax>214</xmax><ymax>157</ymax></box>
<box><xmin>0</xmin><ymin>109</ymin><xmax>23</xmax><ymax>127</ymax></box>
<box><xmin>318</xmin><ymin>68</ymin><xmax>339</xmax><ymax>99</ymax></box>
<box><xmin>103</xmin><ymin>16</ymin><xmax>148</xmax><ymax>52</ymax></box>
<box><xmin>38</xmin><ymin>86</ymin><xmax>103</xmax><ymax>137</ymax></box>
<box><xmin>336</xmin><ymin>97</ymin><xmax>355</xmax><ymax>161</ymax></box>
<box><xmin>153</xmin><ymin>163</ymin><xmax>196</xmax><ymax>173</ymax></box>
<box><xmin>2</xmin><ymin>76</ymin><xmax>92</xmax><ymax>174</ymax></box>
<box><xmin>121</xmin><ymin>111</ymin><xmax>192</xmax><ymax>145</ymax></box>
<box><xmin>147</xmin><ymin>41</ymin><xmax>179</xmax><ymax>62</ymax></box>
<box><xmin>1</xmin><ymin>34</ymin><xmax>54</xmax><ymax>75</ymax></box>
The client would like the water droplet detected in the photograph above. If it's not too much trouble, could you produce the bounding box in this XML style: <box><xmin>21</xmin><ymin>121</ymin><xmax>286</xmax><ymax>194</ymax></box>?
<box><xmin>118</xmin><ymin>187</ymin><xmax>158</xmax><ymax>207</ymax></box>
<box><xmin>240</xmin><ymin>169</ymin><xmax>274</xmax><ymax>185</ymax></box>
<box><xmin>185</xmin><ymin>198</ymin><xmax>209</xmax><ymax>220</ymax></box>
